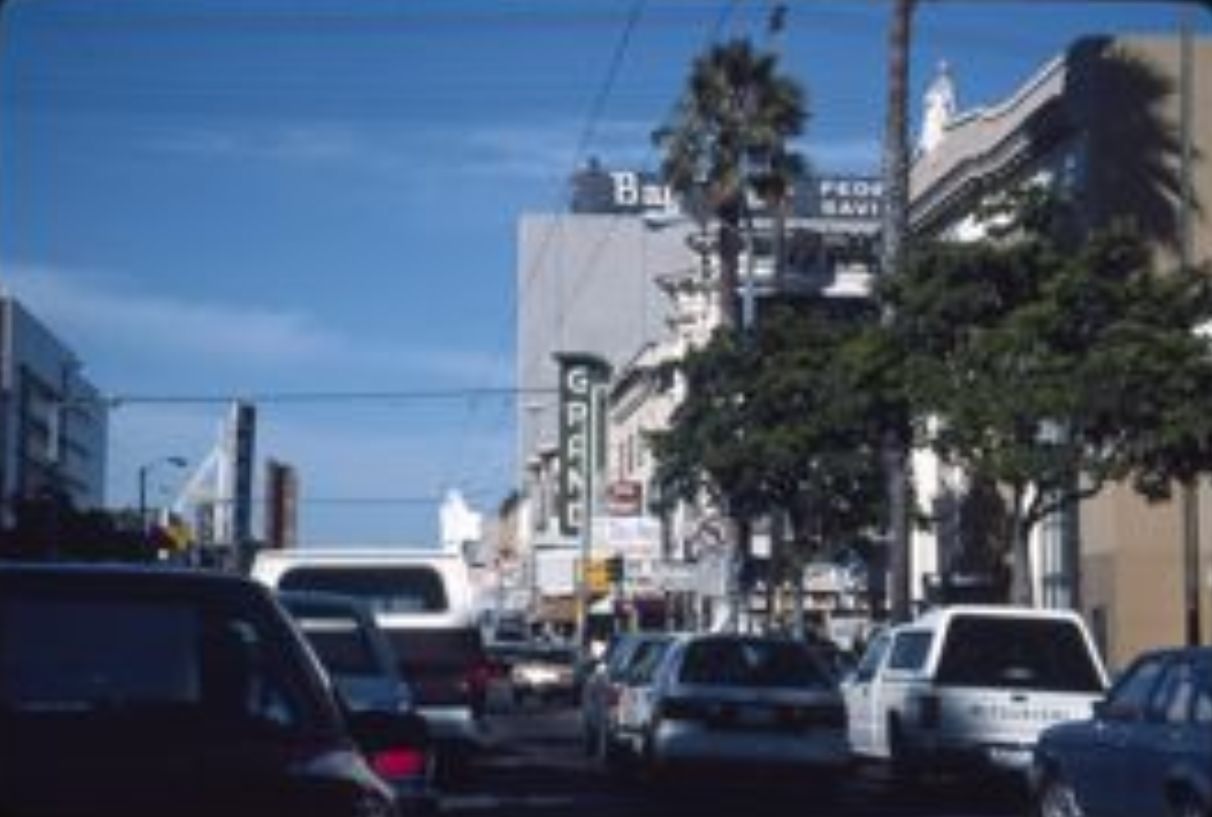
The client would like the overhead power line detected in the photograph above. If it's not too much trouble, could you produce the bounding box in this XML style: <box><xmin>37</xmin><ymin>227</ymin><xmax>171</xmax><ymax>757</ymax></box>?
<box><xmin>102</xmin><ymin>386</ymin><xmax>556</xmax><ymax>408</ymax></box>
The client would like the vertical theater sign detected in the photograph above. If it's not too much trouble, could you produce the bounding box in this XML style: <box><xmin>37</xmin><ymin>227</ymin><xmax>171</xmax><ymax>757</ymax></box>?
<box><xmin>555</xmin><ymin>352</ymin><xmax>611</xmax><ymax>538</ymax></box>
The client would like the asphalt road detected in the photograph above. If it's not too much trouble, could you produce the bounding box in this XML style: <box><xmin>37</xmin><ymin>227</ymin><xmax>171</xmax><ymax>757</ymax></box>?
<box><xmin>438</xmin><ymin>703</ymin><xmax>1031</xmax><ymax>817</ymax></box>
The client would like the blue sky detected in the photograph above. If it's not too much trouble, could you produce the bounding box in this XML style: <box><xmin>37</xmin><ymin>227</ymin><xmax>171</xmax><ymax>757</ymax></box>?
<box><xmin>1</xmin><ymin>0</ymin><xmax>1206</xmax><ymax>545</ymax></box>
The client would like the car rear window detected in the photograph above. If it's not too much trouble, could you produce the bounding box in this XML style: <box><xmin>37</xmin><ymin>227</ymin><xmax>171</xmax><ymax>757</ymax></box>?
<box><xmin>1</xmin><ymin>599</ymin><xmax>201</xmax><ymax>710</ymax></box>
<box><xmin>279</xmin><ymin>566</ymin><xmax>447</xmax><ymax>614</ymax></box>
<box><xmin>934</xmin><ymin>615</ymin><xmax>1103</xmax><ymax>693</ymax></box>
<box><xmin>0</xmin><ymin>589</ymin><xmax>323</xmax><ymax>732</ymax></box>
<box><xmin>679</xmin><ymin>638</ymin><xmax>831</xmax><ymax>689</ymax></box>
<box><xmin>293</xmin><ymin>616</ymin><xmax>380</xmax><ymax>676</ymax></box>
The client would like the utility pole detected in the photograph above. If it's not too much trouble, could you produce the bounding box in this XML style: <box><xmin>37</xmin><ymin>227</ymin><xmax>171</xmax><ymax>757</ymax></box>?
<box><xmin>881</xmin><ymin>0</ymin><xmax>915</xmax><ymax>623</ymax></box>
<box><xmin>1179</xmin><ymin>7</ymin><xmax>1202</xmax><ymax>647</ymax></box>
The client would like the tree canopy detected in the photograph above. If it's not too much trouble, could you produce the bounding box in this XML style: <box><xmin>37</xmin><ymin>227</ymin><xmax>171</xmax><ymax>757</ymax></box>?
<box><xmin>654</xmin><ymin>38</ymin><xmax>807</xmax><ymax>330</ymax></box>
<box><xmin>653</xmin><ymin>300</ymin><xmax>888</xmax><ymax>563</ymax></box>
<box><xmin>883</xmin><ymin>194</ymin><xmax>1212</xmax><ymax>604</ymax></box>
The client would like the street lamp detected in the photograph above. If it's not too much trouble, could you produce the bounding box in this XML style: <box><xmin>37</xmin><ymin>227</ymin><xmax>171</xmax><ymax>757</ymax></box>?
<box><xmin>138</xmin><ymin>455</ymin><xmax>187</xmax><ymax>533</ymax></box>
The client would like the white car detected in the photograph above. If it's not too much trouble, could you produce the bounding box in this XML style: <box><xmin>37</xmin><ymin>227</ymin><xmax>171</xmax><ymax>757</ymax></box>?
<box><xmin>640</xmin><ymin>634</ymin><xmax>850</xmax><ymax>783</ymax></box>
<box><xmin>842</xmin><ymin>605</ymin><xmax>1108</xmax><ymax>778</ymax></box>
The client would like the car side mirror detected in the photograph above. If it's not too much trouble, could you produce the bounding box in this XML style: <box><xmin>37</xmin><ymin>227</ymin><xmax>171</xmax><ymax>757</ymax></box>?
<box><xmin>1099</xmin><ymin>699</ymin><xmax>1139</xmax><ymax>722</ymax></box>
<box><xmin>347</xmin><ymin>709</ymin><xmax>428</xmax><ymax>754</ymax></box>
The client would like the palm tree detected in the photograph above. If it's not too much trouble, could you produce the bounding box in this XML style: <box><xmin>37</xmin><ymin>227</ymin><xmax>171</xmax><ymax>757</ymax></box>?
<box><xmin>654</xmin><ymin>38</ymin><xmax>807</xmax><ymax>332</ymax></box>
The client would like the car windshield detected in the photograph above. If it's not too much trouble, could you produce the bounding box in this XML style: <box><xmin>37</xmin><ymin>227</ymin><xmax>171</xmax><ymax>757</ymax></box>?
<box><xmin>679</xmin><ymin>639</ymin><xmax>831</xmax><ymax>689</ymax></box>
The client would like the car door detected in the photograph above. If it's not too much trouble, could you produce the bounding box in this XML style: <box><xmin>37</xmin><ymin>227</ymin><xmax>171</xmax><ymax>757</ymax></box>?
<box><xmin>1073</xmin><ymin>655</ymin><xmax>1167</xmax><ymax>817</ymax></box>
<box><xmin>194</xmin><ymin>605</ymin><xmax>346</xmax><ymax>815</ymax></box>
<box><xmin>843</xmin><ymin>631</ymin><xmax>892</xmax><ymax>757</ymax></box>
<box><xmin>1131</xmin><ymin>658</ymin><xmax>1209</xmax><ymax>817</ymax></box>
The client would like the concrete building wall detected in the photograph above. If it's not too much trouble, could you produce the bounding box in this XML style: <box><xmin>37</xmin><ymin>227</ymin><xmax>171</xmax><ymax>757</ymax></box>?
<box><xmin>0</xmin><ymin>297</ymin><xmax>107</xmax><ymax>516</ymax></box>
<box><xmin>1074</xmin><ymin>36</ymin><xmax>1212</xmax><ymax>667</ymax></box>
<box><xmin>516</xmin><ymin>215</ymin><xmax>696</xmax><ymax>469</ymax></box>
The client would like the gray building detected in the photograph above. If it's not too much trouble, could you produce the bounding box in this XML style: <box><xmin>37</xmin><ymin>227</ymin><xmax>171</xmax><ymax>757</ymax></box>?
<box><xmin>516</xmin><ymin>201</ymin><xmax>694</xmax><ymax>472</ymax></box>
<box><xmin>0</xmin><ymin>295</ymin><xmax>107</xmax><ymax>521</ymax></box>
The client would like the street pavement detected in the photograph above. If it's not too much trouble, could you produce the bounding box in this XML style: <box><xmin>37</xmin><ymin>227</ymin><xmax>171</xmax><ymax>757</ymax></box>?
<box><xmin>437</xmin><ymin>703</ymin><xmax>1030</xmax><ymax>817</ymax></box>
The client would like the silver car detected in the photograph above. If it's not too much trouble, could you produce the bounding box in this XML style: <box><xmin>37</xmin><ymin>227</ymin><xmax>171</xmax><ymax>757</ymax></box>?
<box><xmin>642</xmin><ymin>635</ymin><xmax>850</xmax><ymax>782</ymax></box>
<box><xmin>581</xmin><ymin>632</ymin><xmax>672</xmax><ymax>763</ymax></box>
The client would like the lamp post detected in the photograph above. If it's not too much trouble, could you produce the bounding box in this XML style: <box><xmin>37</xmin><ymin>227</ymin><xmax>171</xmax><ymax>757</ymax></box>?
<box><xmin>138</xmin><ymin>455</ymin><xmax>187</xmax><ymax>533</ymax></box>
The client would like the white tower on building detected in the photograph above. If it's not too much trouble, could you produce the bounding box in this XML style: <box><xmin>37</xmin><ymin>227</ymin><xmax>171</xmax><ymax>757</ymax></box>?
<box><xmin>919</xmin><ymin>60</ymin><xmax>957</xmax><ymax>155</ymax></box>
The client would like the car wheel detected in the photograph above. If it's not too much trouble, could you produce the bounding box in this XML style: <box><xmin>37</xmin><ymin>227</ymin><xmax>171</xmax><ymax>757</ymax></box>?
<box><xmin>1037</xmin><ymin>773</ymin><xmax>1085</xmax><ymax>817</ymax></box>
<box><xmin>886</xmin><ymin>717</ymin><xmax>919</xmax><ymax>784</ymax></box>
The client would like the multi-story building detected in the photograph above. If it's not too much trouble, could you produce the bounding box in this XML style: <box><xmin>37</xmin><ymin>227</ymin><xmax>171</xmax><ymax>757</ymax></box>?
<box><xmin>513</xmin><ymin>159</ymin><xmax>882</xmax><ymax>631</ymax></box>
<box><xmin>0</xmin><ymin>295</ymin><xmax>108</xmax><ymax>522</ymax></box>
<box><xmin>907</xmin><ymin>35</ymin><xmax>1212</xmax><ymax>666</ymax></box>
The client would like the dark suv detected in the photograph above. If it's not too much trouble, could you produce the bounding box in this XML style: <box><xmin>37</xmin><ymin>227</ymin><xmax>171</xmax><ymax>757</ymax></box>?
<box><xmin>0</xmin><ymin>562</ymin><xmax>426</xmax><ymax>817</ymax></box>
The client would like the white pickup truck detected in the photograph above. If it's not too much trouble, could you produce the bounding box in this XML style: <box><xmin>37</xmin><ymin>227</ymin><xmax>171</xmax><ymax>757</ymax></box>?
<box><xmin>842</xmin><ymin>605</ymin><xmax>1108</xmax><ymax>778</ymax></box>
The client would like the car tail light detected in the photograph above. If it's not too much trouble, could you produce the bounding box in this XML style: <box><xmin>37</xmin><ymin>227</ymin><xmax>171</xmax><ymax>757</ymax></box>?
<box><xmin>918</xmin><ymin>694</ymin><xmax>941</xmax><ymax>729</ymax></box>
<box><xmin>371</xmin><ymin>747</ymin><xmax>427</xmax><ymax>781</ymax></box>
<box><xmin>466</xmin><ymin>660</ymin><xmax>493</xmax><ymax>694</ymax></box>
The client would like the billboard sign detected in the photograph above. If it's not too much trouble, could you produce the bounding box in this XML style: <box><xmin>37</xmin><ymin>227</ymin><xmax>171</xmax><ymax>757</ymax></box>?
<box><xmin>606</xmin><ymin>480</ymin><xmax>643</xmax><ymax>516</ymax></box>
<box><xmin>570</xmin><ymin>164</ymin><xmax>883</xmax><ymax>223</ymax></box>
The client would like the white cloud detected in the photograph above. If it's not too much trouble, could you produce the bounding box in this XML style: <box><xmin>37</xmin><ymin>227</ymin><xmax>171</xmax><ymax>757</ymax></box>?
<box><xmin>7</xmin><ymin>266</ymin><xmax>340</xmax><ymax>366</ymax></box>
<box><xmin>3</xmin><ymin>266</ymin><xmax>512</xmax><ymax>386</ymax></box>
<box><xmin>142</xmin><ymin>118</ymin><xmax>659</xmax><ymax>183</ymax></box>
<box><xmin>145</xmin><ymin>123</ymin><xmax>389</xmax><ymax>167</ymax></box>
<box><xmin>452</xmin><ymin>118</ymin><xmax>657</xmax><ymax>180</ymax></box>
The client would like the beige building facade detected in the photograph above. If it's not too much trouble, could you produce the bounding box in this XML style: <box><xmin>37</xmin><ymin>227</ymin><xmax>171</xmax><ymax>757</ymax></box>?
<box><xmin>909</xmin><ymin>35</ymin><xmax>1212</xmax><ymax>668</ymax></box>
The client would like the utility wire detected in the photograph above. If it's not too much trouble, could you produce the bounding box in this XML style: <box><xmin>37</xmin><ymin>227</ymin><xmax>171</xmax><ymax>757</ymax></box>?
<box><xmin>101</xmin><ymin>386</ymin><xmax>556</xmax><ymax>408</ymax></box>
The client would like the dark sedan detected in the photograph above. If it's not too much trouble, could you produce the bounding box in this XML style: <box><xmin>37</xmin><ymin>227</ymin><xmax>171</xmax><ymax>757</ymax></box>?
<box><xmin>0</xmin><ymin>562</ymin><xmax>424</xmax><ymax>817</ymax></box>
<box><xmin>1032</xmin><ymin>646</ymin><xmax>1212</xmax><ymax>817</ymax></box>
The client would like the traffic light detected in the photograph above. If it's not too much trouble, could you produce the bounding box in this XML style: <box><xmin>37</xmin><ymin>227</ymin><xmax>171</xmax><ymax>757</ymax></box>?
<box><xmin>586</xmin><ymin>560</ymin><xmax>610</xmax><ymax>595</ymax></box>
<box><xmin>605</xmin><ymin>555</ymin><xmax>625</xmax><ymax>584</ymax></box>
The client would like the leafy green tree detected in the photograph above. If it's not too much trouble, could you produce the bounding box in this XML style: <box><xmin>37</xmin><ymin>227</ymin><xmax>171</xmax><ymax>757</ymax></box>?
<box><xmin>0</xmin><ymin>491</ymin><xmax>161</xmax><ymax>562</ymax></box>
<box><xmin>653</xmin><ymin>301</ymin><xmax>888</xmax><ymax>577</ymax></box>
<box><xmin>653</xmin><ymin>38</ymin><xmax>806</xmax><ymax>331</ymax></box>
<box><xmin>883</xmin><ymin>197</ymin><xmax>1212</xmax><ymax>605</ymax></box>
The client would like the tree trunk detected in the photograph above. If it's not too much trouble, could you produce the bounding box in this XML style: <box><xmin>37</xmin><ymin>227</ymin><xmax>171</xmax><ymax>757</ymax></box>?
<box><xmin>882</xmin><ymin>0</ymin><xmax>915</xmax><ymax>623</ymax></box>
<box><xmin>717</xmin><ymin>219</ymin><xmax>742</xmax><ymax>331</ymax></box>
<box><xmin>1009</xmin><ymin>486</ymin><xmax>1035</xmax><ymax>607</ymax></box>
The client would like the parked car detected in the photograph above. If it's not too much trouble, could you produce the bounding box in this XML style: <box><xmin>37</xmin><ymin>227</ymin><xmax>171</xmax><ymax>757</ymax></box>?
<box><xmin>610</xmin><ymin>635</ymin><xmax>675</xmax><ymax>764</ymax></box>
<box><xmin>581</xmin><ymin>632</ymin><xmax>671</xmax><ymax>761</ymax></box>
<box><xmin>639</xmin><ymin>634</ymin><xmax>849</xmax><ymax>786</ymax></box>
<box><xmin>842</xmin><ymin>605</ymin><xmax>1109</xmax><ymax>780</ymax></box>
<box><xmin>0</xmin><ymin>562</ymin><xmax>426</xmax><ymax>817</ymax></box>
<box><xmin>278</xmin><ymin>590</ymin><xmax>437</xmax><ymax>812</ymax></box>
<box><xmin>252</xmin><ymin>548</ymin><xmax>489</xmax><ymax>780</ymax></box>
<box><xmin>1032</xmin><ymin>646</ymin><xmax>1212</xmax><ymax>817</ymax></box>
